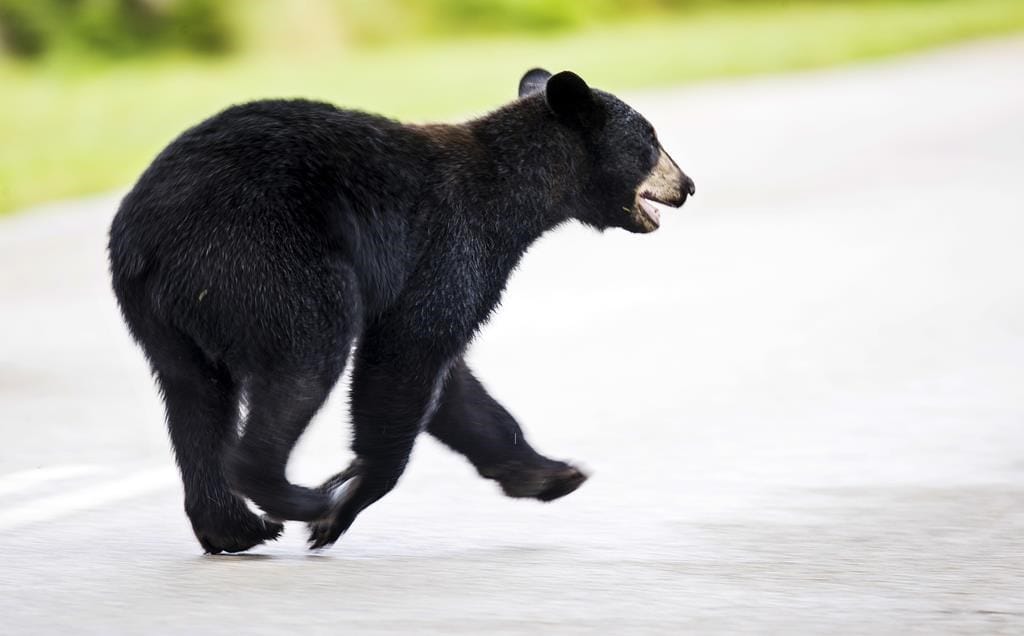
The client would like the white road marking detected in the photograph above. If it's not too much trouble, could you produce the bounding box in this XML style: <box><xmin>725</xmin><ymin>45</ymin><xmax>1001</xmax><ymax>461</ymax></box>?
<box><xmin>0</xmin><ymin>464</ymin><xmax>111</xmax><ymax>498</ymax></box>
<box><xmin>0</xmin><ymin>466</ymin><xmax>177</xmax><ymax>532</ymax></box>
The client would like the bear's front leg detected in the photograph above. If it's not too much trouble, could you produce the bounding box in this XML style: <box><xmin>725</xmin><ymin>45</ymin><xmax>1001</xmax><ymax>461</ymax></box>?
<box><xmin>308</xmin><ymin>337</ymin><xmax>452</xmax><ymax>549</ymax></box>
<box><xmin>428</xmin><ymin>358</ymin><xmax>588</xmax><ymax>501</ymax></box>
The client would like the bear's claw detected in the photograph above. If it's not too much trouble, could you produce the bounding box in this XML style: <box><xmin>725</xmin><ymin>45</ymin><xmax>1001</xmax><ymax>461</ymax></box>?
<box><xmin>533</xmin><ymin>466</ymin><xmax>588</xmax><ymax>502</ymax></box>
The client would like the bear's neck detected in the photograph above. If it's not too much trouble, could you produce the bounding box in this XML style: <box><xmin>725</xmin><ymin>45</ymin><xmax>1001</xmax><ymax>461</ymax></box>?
<box><xmin>419</xmin><ymin>101</ymin><xmax>583</xmax><ymax>260</ymax></box>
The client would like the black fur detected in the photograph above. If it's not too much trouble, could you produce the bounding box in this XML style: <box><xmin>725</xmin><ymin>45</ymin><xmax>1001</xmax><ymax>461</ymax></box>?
<box><xmin>108</xmin><ymin>69</ymin><xmax>692</xmax><ymax>553</ymax></box>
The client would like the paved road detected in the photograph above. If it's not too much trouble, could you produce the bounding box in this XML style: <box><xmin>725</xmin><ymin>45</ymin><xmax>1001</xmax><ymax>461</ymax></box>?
<box><xmin>1</xmin><ymin>38</ymin><xmax>1022</xmax><ymax>634</ymax></box>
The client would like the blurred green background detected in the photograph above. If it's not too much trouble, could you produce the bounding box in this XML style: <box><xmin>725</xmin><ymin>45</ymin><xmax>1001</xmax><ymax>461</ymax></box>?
<box><xmin>2</xmin><ymin>0</ymin><xmax>1023</xmax><ymax>215</ymax></box>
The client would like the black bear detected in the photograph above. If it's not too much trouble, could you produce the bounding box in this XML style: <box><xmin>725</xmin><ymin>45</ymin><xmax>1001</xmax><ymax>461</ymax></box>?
<box><xmin>108</xmin><ymin>68</ymin><xmax>694</xmax><ymax>553</ymax></box>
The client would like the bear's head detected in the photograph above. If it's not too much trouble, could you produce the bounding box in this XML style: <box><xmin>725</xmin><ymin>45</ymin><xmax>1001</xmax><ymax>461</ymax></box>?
<box><xmin>519</xmin><ymin>68</ymin><xmax>695</xmax><ymax>234</ymax></box>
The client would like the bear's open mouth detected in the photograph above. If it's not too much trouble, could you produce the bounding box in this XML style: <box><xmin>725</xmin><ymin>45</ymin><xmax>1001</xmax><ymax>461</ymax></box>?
<box><xmin>637</xmin><ymin>193</ymin><xmax>662</xmax><ymax>228</ymax></box>
<box><xmin>630</xmin><ymin>146</ymin><xmax>693</xmax><ymax>232</ymax></box>
<box><xmin>634</xmin><ymin>190</ymin><xmax>675</xmax><ymax>231</ymax></box>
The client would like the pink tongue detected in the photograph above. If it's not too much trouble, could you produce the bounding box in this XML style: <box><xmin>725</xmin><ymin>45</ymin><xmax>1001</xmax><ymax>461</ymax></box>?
<box><xmin>640</xmin><ymin>198</ymin><xmax>660</xmax><ymax>224</ymax></box>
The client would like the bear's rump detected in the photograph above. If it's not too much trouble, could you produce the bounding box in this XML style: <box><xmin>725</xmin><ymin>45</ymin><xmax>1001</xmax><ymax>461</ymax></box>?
<box><xmin>142</xmin><ymin>238</ymin><xmax>361</xmax><ymax>371</ymax></box>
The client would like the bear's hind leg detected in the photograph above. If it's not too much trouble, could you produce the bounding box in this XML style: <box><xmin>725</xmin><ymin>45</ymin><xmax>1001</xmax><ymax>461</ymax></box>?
<box><xmin>155</xmin><ymin>351</ymin><xmax>283</xmax><ymax>554</ymax></box>
<box><xmin>428</xmin><ymin>359</ymin><xmax>588</xmax><ymax>502</ymax></box>
<box><xmin>225</xmin><ymin>356</ymin><xmax>347</xmax><ymax>524</ymax></box>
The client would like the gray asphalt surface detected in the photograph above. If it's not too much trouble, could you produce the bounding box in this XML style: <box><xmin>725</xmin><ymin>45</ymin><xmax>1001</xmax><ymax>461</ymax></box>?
<box><xmin>1</xmin><ymin>38</ymin><xmax>1023</xmax><ymax>634</ymax></box>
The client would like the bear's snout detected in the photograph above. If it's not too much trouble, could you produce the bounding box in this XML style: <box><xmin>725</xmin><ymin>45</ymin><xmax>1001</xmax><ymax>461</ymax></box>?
<box><xmin>640</xmin><ymin>148</ymin><xmax>692</xmax><ymax>209</ymax></box>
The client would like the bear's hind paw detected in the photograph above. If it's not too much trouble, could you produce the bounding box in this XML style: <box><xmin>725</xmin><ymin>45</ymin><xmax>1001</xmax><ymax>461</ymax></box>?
<box><xmin>194</xmin><ymin>513</ymin><xmax>284</xmax><ymax>555</ymax></box>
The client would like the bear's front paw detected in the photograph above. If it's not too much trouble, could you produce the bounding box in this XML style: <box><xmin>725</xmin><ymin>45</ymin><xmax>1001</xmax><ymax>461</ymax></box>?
<box><xmin>481</xmin><ymin>458</ymin><xmax>589</xmax><ymax>502</ymax></box>
<box><xmin>187</xmin><ymin>496</ymin><xmax>284</xmax><ymax>555</ymax></box>
<box><xmin>307</xmin><ymin>462</ymin><xmax>364</xmax><ymax>550</ymax></box>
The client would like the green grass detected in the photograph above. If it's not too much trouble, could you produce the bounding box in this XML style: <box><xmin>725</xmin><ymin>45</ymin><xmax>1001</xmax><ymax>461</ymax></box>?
<box><xmin>2</xmin><ymin>0</ymin><xmax>1024</xmax><ymax>215</ymax></box>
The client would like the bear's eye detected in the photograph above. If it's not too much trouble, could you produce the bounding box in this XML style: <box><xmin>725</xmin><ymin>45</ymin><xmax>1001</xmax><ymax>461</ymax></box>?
<box><xmin>645</xmin><ymin>143</ymin><xmax>660</xmax><ymax>169</ymax></box>
<box><xmin>642</xmin><ymin>129</ymin><xmax>659</xmax><ymax>167</ymax></box>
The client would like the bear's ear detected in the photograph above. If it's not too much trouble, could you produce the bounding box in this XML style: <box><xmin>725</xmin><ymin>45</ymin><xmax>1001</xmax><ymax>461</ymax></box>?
<box><xmin>519</xmin><ymin>68</ymin><xmax>551</xmax><ymax>98</ymax></box>
<box><xmin>545</xmin><ymin>71</ymin><xmax>596</xmax><ymax>126</ymax></box>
